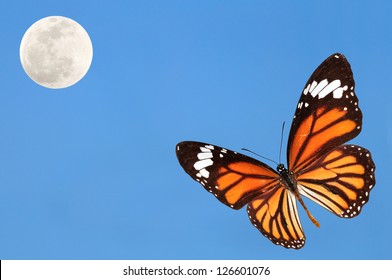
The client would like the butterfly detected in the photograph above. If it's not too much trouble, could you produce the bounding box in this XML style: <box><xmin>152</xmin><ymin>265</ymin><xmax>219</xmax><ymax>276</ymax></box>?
<box><xmin>175</xmin><ymin>53</ymin><xmax>375</xmax><ymax>249</ymax></box>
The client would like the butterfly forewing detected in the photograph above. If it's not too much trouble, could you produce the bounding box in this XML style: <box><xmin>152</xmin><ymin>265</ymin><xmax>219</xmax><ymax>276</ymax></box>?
<box><xmin>176</xmin><ymin>141</ymin><xmax>280</xmax><ymax>209</ymax></box>
<box><xmin>287</xmin><ymin>53</ymin><xmax>362</xmax><ymax>173</ymax></box>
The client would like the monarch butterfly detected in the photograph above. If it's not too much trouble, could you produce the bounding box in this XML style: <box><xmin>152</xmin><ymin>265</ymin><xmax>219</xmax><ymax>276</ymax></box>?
<box><xmin>176</xmin><ymin>53</ymin><xmax>375</xmax><ymax>249</ymax></box>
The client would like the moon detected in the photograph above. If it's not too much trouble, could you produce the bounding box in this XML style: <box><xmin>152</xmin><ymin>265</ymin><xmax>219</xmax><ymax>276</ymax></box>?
<box><xmin>20</xmin><ymin>16</ymin><xmax>93</xmax><ymax>89</ymax></box>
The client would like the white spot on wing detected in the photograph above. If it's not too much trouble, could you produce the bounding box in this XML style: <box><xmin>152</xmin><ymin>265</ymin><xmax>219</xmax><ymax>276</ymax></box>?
<box><xmin>303</xmin><ymin>83</ymin><xmax>311</xmax><ymax>95</ymax></box>
<box><xmin>310</xmin><ymin>79</ymin><xmax>328</xmax><ymax>97</ymax></box>
<box><xmin>333</xmin><ymin>85</ymin><xmax>348</xmax><ymax>99</ymax></box>
<box><xmin>197</xmin><ymin>152</ymin><xmax>212</xmax><ymax>160</ymax></box>
<box><xmin>199</xmin><ymin>168</ymin><xmax>210</xmax><ymax>178</ymax></box>
<box><xmin>194</xmin><ymin>159</ymin><xmax>213</xmax><ymax>170</ymax></box>
<box><xmin>317</xmin><ymin>79</ymin><xmax>341</xmax><ymax>98</ymax></box>
<box><xmin>309</xmin><ymin>80</ymin><xmax>318</xmax><ymax>93</ymax></box>
<box><xmin>332</xmin><ymin>87</ymin><xmax>344</xmax><ymax>98</ymax></box>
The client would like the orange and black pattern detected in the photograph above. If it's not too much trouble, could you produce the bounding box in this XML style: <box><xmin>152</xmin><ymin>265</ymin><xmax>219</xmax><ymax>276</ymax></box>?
<box><xmin>288</xmin><ymin>53</ymin><xmax>361</xmax><ymax>172</ymax></box>
<box><xmin>176</xmin><ymin>53</ymin><xmax>375</xmax><ymax>249</ymax></box>
<box><xmin>176</xmin><ymin>141</ymin><xmax>280</xmax><ymax>209</ymax></box>
<box><xmin>176</xmin><ymin>141</ymin><xmax>307</xmax><ymax>249</ymax></box>
<box><xmin>297</xmin><ymin>144</ymin><xmax>375</xmax><ymax>218</ymax></box>
<box><xmin>247</xmin><ymin>184</ymin><xmax>305</xmax><ymax>249</ymax></box>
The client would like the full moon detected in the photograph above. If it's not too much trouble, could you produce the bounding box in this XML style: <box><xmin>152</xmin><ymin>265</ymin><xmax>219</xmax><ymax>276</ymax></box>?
<box><xmin>20</xmin><ymin>16</ymin><xmax>93</xmax><ymax>89</ymax></box>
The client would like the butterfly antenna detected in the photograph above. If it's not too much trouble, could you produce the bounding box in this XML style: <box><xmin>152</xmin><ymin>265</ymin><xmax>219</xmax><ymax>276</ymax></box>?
<box><xmin>279</xmin><ymin>121</ymin><xmax>285</xmax><ymax>164</ymax></box>
<box><xmin>241</xmin><ymin>148</ymin><xmax>279</xmax><ymax>166</ymax></box>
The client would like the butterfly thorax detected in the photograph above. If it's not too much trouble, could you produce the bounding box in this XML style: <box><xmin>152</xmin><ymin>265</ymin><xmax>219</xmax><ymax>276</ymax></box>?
<box><xmin>277</xmin><ymin>163</ymin><xmax>297</xmax><ymax>193</ymax></box>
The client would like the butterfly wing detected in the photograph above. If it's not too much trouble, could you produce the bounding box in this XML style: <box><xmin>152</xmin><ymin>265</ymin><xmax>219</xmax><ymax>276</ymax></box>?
<box><xmin>247</xmin><ymin>188</ymin><xmax>305</xmax><ymax>249</ymax></box>
<box><xmin>296</xmin><ymin>144</ymin><xmax>375</xmax><ymax>218</ymax></box>
<box><xmin>287</xmin><ymin>53</ymin><xmax>375</xmax><ymax>217</ymax></box>
<box><xmin>176</xmin><ymin>141</ymin><xmax>306</xmax><ymax>249</ymax></box>
<box><xmin>287</xmin><ymin>53</ymin><xmax>362</xmax><ymax>173</ymax></box>
<box><xmin>176</xmin><ymin>141</ymin><xmax>280</xmax><ymax>209</ymax></box>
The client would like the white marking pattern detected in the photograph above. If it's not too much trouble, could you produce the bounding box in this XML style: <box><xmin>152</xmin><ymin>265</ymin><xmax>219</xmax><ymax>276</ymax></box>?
<box><xmin>302</xmin><ymin>78</ymin><xmax>349</xmax><ymax>100</ymax></box>
<box><xmin>193</xmin><ymin>145</ymin><xmax>216</xmax><ymax>179</ymax></box>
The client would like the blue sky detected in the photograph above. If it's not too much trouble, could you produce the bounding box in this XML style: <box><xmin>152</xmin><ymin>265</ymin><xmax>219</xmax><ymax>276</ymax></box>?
<box><xmin>0</xmin><ymin>0</ymin><xmax>391</xmax><ymax>259</ymax></box>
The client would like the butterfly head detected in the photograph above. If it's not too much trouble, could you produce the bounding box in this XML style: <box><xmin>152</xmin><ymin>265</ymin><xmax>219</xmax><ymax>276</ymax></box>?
<box><xmin>276</xmin><ymin>163</ymin><xmax>286</xmax><ymax>173</ymax></box>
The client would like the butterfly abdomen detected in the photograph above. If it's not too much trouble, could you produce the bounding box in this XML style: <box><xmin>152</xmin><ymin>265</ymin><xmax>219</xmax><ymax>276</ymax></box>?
<box><xmin>277</xmin><ymin>163</ymin><xmax>321</xmax><ymax>228</ymax></box>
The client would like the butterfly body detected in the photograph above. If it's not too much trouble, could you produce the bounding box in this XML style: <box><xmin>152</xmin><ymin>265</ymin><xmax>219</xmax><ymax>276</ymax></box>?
<box><xmin>176</xmin><ymin>53</ymin><xmax>375</xmax><ymax>249</ymax></box>
<box><xmin>277</xmin><ymin>164</ymin><xmax>297</xmax><ymax>193</ymax></box>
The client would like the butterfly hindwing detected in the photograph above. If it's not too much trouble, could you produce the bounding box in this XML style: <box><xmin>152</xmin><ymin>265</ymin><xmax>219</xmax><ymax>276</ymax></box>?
<box><xmin>287</xmin><ymin>53</ymin><xmax>362</xmax><ymax>173</ymax></box>
<box><xmin>176</xmin><ymin>141</ymin><xmax>280</xmax><ymax>209</ymax></box>
<box><xmin>247</xmin><ymin>186</ymin><xmax>305</xmax><ymax>249</ymax></box>
<box><xmin>297</xmin><ymin>144</ymin><xmax>375</xmax><ymax>218</ymax></box>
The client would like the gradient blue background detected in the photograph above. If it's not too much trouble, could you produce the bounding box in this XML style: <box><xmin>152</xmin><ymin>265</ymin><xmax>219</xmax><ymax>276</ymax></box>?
<box><xmin>0</xmin><ymin>0</ymin><xmax>390</xmax><ymax>259</ymax></box>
